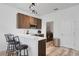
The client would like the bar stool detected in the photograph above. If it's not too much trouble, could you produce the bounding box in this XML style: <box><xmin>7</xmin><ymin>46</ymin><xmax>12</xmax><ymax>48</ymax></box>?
<box><xmin>14</xmin><ymin>36</ymin><xmax>28</xmax><ymax>56</ymax></box>
<box><xmin>4</xmin><ymin>34</ymin><xmax>16</xmax><ymax>56</ymax></box>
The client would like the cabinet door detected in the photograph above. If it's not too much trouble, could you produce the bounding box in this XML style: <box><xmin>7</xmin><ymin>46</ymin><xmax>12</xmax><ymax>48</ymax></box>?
<box><xmin>37</xmin><ymin>19</ymin><xmax>42</xmax><ymax>29</ymax></box>
<box><xmin>30</xmin><ymin>17</ymin><xmax>37</xmax><ymax>25</ymax></box>
<box><xmin>24</xmin><ymin>15</ymin><xmax>30</xmax><ymax>28</ymax></box>
<box><xmin>33</xmin><ymin>18</ymin><xmax>37</xmax><ymax>25</ymax></box>
<box><xmin>17</xmin><ymin>13</ymin><xmax>23</xmax><ymax>28</ymax></box>
<box><xmin>17</xmin><ymin>13</ymin><xmax>30</xmax><ymax>28</ymax></box>
<box><xmin>38</xmin><ymin>39</ymin><xmax>46</xmax><ymax>56</ymax></box>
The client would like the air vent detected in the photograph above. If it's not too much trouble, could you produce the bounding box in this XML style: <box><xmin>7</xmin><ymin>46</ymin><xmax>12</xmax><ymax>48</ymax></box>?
<box><xmin>53</xmin><ymin>8</ymin><xmax>59</xmax><ymax>11</ymax></box>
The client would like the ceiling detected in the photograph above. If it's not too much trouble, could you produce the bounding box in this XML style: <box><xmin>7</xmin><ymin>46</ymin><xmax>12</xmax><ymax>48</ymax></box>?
<box><xmin>4</xmin><ymin>3</ymin><xmax>79</xmax><ymax>16</ymax></box>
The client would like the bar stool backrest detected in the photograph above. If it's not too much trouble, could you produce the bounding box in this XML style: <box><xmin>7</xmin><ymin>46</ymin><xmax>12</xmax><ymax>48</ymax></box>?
<box><xmin>4</xmin><ymin>33</ymin><xmax>14</xmax><ymax>42</ymax></box>
<box><xmin>13</xmin><ymin>36</ymin><xmax>20</xmax><ymax>49</ymax></box>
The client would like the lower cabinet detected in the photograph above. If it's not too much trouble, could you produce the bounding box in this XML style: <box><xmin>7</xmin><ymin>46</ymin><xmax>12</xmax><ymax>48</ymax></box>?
<box><xmin>38</xmin><ymin>39</ymin><xmax>46</xmax><ymax>56</ymax></box>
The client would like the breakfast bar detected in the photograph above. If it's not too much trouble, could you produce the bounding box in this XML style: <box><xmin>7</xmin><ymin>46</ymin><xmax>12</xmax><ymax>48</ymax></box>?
<box><xmin>16</xmin><ymin>34</ymin><xmax>46</xmax><ymax>56</ymax></box>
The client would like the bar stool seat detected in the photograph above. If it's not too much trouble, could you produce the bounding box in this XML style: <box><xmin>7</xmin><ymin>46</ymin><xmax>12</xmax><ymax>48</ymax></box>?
<box><xmin>16</xmin><ymin>44</ymin><xmax>28</xmax><ymax>50</ymax></box>
<box><xmin>14</xmin><ymin>36</ymin><xmax>28</xmax><ymax>56</ymax></box>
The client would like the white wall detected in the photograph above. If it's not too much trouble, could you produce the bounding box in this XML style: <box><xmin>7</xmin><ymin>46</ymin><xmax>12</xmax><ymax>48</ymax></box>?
<box><xmin>41</xmin><ymin>5</ymin><xmax>79</xmax><ymax>50</ymax></box>
<box><xmin>0</xmin><ymin>4</ymin><xmax>46</xmax><ymax>51</ymax></box>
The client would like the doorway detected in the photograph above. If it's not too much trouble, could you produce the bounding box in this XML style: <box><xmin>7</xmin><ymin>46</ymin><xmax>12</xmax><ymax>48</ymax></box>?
<box><xmin>46</xmin><ymin>21</ymin><xmax>53</xmax><ymax>42</ymax></box>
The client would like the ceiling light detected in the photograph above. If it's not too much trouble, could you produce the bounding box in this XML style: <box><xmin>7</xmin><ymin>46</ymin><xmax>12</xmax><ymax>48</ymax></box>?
<box><xmin>29</xmin><ymin>3</ymin><xmax>38</xmax><ymax>15</ymax></box>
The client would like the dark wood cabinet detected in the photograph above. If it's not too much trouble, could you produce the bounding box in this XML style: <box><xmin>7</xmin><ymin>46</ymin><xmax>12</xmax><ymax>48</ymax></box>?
<box><xmin>29</xmin><ymin>17</ymin><xmax>37</xmax><ymax>26</ymax></box>
<box><xmin>37</xmin><ymin>19</ymin><xmax>41</xmax><ymax>29</ymax></box>
<box><xmin>17</xmin><ymin>13</ymin><xmax>30</xmax><ymax>28</ymax></box>
<box><xmin>17</xmin><ymin>13</ymin><xmax>42</xmax><ymax>29</ymax></box>
<box><xmin>38</xmin><ymin>39</ymin><xmax>46</xmax><ymax>56</ymax></box>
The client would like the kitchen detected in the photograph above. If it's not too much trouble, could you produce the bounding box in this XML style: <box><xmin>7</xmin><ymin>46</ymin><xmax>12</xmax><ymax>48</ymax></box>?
<box><xmin>15</xmin><ymin>13</ymin><xmax>46</xmax><ymax>56</ymax></box>
<box><xmin>0</xmin><ymin>3</ymin><xmax>46</xmax><ymax>56</ymax></box>
<box><xmin>0</xmin><ymin>3</ymin><xmax>79</xmax><ymax>56</ymax></box>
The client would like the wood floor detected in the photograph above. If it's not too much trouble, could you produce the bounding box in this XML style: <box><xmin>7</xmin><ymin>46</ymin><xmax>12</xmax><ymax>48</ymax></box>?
<box><xmin>0</xmin><ymin>51</ymin><xmax>7</xmax><ymax>56</ymax></box>
<box><xmin>0</xmin><ymin>51</ymin><xmax>16</xmax><ymax>56</ymax></box>
<box><xmin>0</xmin><ymin>47</ymin><xmax>79</xmax><ymax>56</ymax></box>
<box><xmin>46</xmin><ymin>41</ymin><xmax>79</xmax><ymax>56</ymax></box>
<box><xmin>46</xmin><ymin>46</ymin><xmax>79</xmax><ymax>56</ymax></box>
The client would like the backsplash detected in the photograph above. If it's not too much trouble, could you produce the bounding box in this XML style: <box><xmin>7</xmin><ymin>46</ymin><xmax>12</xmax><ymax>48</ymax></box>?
<box><xmin>25</xmin><ymin>29</ymin><xmax>41</xmax><ymax>34</ymax></box>
<box><xmin>18</xmin><ymin>29</ymin><xmax>42</xmax><ymax>35</ymax></box>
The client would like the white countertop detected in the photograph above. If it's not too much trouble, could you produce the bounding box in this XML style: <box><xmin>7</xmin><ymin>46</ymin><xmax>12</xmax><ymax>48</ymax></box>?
<box><xmin>15</xmin><ymin>34</ymin><xmax>46</xmax><ymax>41</ymax></box>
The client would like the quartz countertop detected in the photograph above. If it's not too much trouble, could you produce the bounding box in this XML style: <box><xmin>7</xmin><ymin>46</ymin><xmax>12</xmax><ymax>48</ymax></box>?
<box><xmin>15</xmin><ymin>34</ymin><xmax>46</xmax><ymax>41</ymax></box>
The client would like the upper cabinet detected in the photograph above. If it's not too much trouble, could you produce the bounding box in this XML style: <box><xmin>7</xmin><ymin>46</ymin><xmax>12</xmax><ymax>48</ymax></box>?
<box><xmin>17</xmin><ymin>13</ymin><xmax>42</xmax><ymax>29</ymax></box>
<box><xmin>17</xmin><ymin>13</ymin><xmax>30</xmax><ymax>28</ymax></box>
<box><xmin>37</xmin><ymin>18</ymin><xmax>41</xmax><ymax>29</ymax></box>
<box><xmin>29</xmin><ymin>17</ymin><xmax>37</xmax><ymax>26</ymax></box>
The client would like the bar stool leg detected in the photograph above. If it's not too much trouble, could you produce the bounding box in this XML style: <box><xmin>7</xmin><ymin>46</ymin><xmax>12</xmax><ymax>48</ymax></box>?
<box><xmin>16</xmin><ymin>51</ymin><xmax>18</xmax><ymax>56</ymax></box>
<box><xmin>24</xmin><ymin>49</ymin><xmax>25</xmax><ymax>56</ymax></box>
<box><xmin>20</xmin><ymin>50</ymin><xmax>21</xmax><ymax>56</ymax></box>
<box><xmin>27</xmin><ymin>49</ymin><xmax>28</xmax><ymax>56</ymax></box>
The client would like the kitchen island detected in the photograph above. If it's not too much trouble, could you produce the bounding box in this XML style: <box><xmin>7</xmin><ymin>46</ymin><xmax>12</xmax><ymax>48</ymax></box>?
<box><xmin>15</xmin><ymin>34</ymin><xmax>46</xmax><ymax>56</ymax></box>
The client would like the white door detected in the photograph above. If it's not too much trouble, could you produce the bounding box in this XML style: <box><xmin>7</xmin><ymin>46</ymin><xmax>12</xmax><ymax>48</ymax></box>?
<box><xmin>55</xmin><ymin>19</ymin><xmax>74</xmax><ymax>49</ymax></box>
<box><xmin>74</xmin><ymin>20</ymin><xmax>79</xmax><ymax>50</ymax></box>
